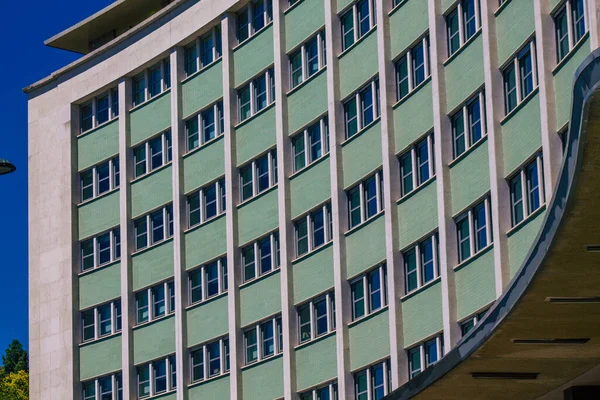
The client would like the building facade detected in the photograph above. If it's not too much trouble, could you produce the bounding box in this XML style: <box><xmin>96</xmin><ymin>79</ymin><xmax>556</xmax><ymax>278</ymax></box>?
<box><xmin>25</xmin><ymin>0</ymin><xmax>600</xmax><ymax>399</ymax></box>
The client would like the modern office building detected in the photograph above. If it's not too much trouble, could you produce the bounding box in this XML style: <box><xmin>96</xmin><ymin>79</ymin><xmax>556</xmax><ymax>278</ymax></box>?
<box><xmin>25</xmin><ymin>0</ymin><xmax>600</xmax><ymax>399</ymax></box>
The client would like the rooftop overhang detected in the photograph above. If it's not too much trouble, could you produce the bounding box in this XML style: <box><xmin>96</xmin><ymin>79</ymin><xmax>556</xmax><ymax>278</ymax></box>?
<box><xmin>45</xmin><ymin>0</ymin><xmax>173</xmax><ymax>54</ymax></box>
<box><xmin>386</xmin><ymin>50</ymin><xmax>600</xmax><ymax>400</ymax></box>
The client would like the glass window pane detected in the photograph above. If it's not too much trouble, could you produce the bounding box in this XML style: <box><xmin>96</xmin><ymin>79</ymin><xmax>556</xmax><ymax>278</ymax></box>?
<box><xmin>404</xmin><ymin>249</ymin><xmax>418</xmax><ymax>292</ymax></box>
<box><xmin>153</xmin><ymin>285</ymin><xmax>166</xmax><ymax>317</ymax></box>
<box><xmin>452</xmin><ymin>112</ymin><xmax>466</xmax><ymax>158</ymax></box>
<box><xmin>245</xmin><ymin>329</ymin><xmax>258</xmax><ymax>363</ymax></box>
<box><xmin>136</xmin><ymin>291</ymin><xmax>149</xmax><ymax>324</ymax></box>
<box><xmin>526</xmin><ymin>161</ymin><xmax>541</xmax><ymax>213</ymax></box>
<box><xmin>206</xmin><ymin>262</ymin><xmax>219</xmax><ymax>297</ymax></box>
<box><xmin>240</xmin><ymin>165</ymin><xmax>254</xmax><ymax>201</ymax></box>
<box><xmin>290</xmin><ymin>50</ymin><xmax>303</xmax><ymax>88</ymax></box>
<box><xmin>293</xmin><ymin>134</ymin><xmax>306</xmax><ymax>171</ymax></box>
<box><xmin>348</xmin><ymin>188</ymin><xmax>361</xmax><ymax>228</ymax></box>
<box><xmin>351</xmin><ymin>280</ymin><xmax>365</xmax><ymax>319</ymax></box>
<box><xmin>341</xmin><ymin>11</ymin><xmax>355</xmax><ymax>50</ymax></box>
<box><xmin>296</xmin><ymin>219</ymin><xmax>309</xmax><ymax>256</ymax></box>
<box><xmin>259</xmin><ymin>236</ymin><xmax>272</xmax><ymax>274</ymax></box>
<box><xmin>510</xmin><ymin>174</ymin><xmax>524</xmax><ymax>226</ymax></box>
<box><xmin>242</xmin><ymin>245</ymin><xmax>256</xmax><ymax>281</ymax></box>
<box><xmin>204</xmin><ymin>184</ymin><xmax>217</xmax><ymax>220</ymax></box>
<box><xmin>345</xmin><ymin>98</ymin><xmax>358</xmax><ymax>138</ymax></box>
<box><xmin>457</xmin><ymin>217</ymin><xmax>471</xmax><ymax>262</ymax></box>
<box><xmin>298</xmin><ymin>305</ymin><xmax>311</xmax><ymax>343</ymax></box>
<box><xmin>396</xmin><ymin>56</ymin><xmax>409</xmax><ymax>99</ymax></box>
<box><xmin>421</xmin><ymin>238</ymin><xmax>435</xmax><ymax>283</ymax></box>
<box><xmin>447</xmin><ymin>10</ymin><xmax>460</xmax><ymax>56</ymax></box>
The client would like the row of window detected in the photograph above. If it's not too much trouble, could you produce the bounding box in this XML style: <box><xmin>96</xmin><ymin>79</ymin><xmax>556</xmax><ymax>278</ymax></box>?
<box><xmin>134</xmin><ymin>204</ymin><xmax>174</xmax><ymax>251</ymax></box>
<box><xmin>135</xmin><ymin>280</ymin><xmax>176</xmax><ymax>325</ymax></box>
<box><xmin>82</xmin><ymin>373</ymin><xmax>122</xmax><ymax>400</ymax></box>
<box><xmin>241</xmin><ymin>231</ymin><xmax>281</xmax><ymax>283</ymax></box>
<box><xmin>184</xmin><ymin>26</ymin><xmax>222</xmax><ymax>77</ymax></box>
<box><xmin>186</xmin><ymin>178</ymin><xmax>226</xmax><ymax>228</ymax></box>
<box><xmin>298</xmin><ymin>291</ymin><xmax>336</xmax><ymax>344</ymax></box>
<box><xmin>240</xmin><ymin>149</ymin><xmax>278</xmax><ymax>202</ymax></box>
<box><xmin>341</xmin><ymin>0</ymin><xmax>376</xmax><ymax>51</ymax></box>
<box><xmin>344</xmin><ymin>78</ymin><xmax>380</xmax><ymax>139</ymax></box>
<box><xmin>80</xmin><ymin>157</ymin><xmax>120</xmax><ymax>202</ymax></box>
<box><xmin>132</xmin><ymin>59</ymin><xmax>171</xmax><ymax>108</ymax></box>
<box><xmin>80</xmin><ymin>88</ymin><xmax>119</xmax><ymax>133</ymax></box>
<box><xmin>189</xmin><ymin>257</ymin><xmax>228</xmax><ymax>305</ymax></box>
<box><xmin>238</xmin><ymin>68</ymin><xmax>276</xmax><ymax>122</ymax></box>
<box><xmin>290</xmin><ymin>31</ymin><xmax>326</xmax><ymax>89</ymax></box>
<box><xmin>81</xmin><ymin>300</ymin><xmax>122</xmax><ymax>342</ymax></box>
<box><xmin>555</xmin><ymin>0</ymin><xmax>587</xmax><ymax>62</ymax></box>
<box><xmin>185</xmin><ymin>100</ymin><xmax>224</xmax><ymax>152</ymax></box>
<box><xmin>237</xmin><ymin>0</ymin><xmax>273</xmax><ymax>44</ymax></box>
<box><xmin>408</xmin><ymin>335</ymin><xmax>443</xmax><ymax>379</ymax></box>
<box><xmin>81</xmin><ymin>228</ymin><xmax>120</xmax><ymax>272</ymax></box>
<box><xmin>244</xmin><ymin>316</ymin><xmax>283</xmax><ymax>364</ymax></box>
<box><xmin>137</xmin><ymin>356</ymin><xmax>177</xmax><ymax>398</ymax></box>
<box><xmin>133</xmin><ymin>130</ymin><xmax>173</xmax><ymax>179</ymax></box>
<box><xmin>190</xmin><ymin>336</ymin><xmax>230</xmax><ymax>382</ymax></box>
<box><xmin>347</xmin><ymin>170</ymin><xmax>384</xmax><ymax>229</ymax></box>
<box><xmin>295</xmin><ymin>203</ymin><xmax>333</xmax><ymax>258</ymax></box>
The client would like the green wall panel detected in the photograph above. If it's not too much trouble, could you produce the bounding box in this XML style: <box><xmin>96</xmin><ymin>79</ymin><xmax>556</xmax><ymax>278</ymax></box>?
<box><xmin>133</xmin><ymin>316</ymin><xmax>176</xmax><ymax>364</ymax></box>
<box><xmin>295</xmin><ymin>335</ymin><xmax>337</xmax><ymax>390</ymax></box>
<box><xmin>187</xmin><ymin>296</ymin><xmax>229</xmax><ymax>347</ymax></box>
<box><xmin>132</xmin><ymin>240</ymin><xmax>174</xmax><ymax>291</ymax></box>
<box><xmin>508</xmin><ymin>209</ymin><xmax>546</xmax><ymax>278</ymax></box>
<box><xmin>337</xmin><ymin>0</ymin><xmax>354</xmax><ymax>13</ymax></box>
<box><xmin>189</xmin><ymin>376</ymin><xmax>230</xmax><ymax>399</ymax></box>
<box><xmin>183</xmin><ymin>137</ymin><xmax>225</xmax><ymax>193</ymax></box>
<box><xmin>131</xmin><ymin>166</ymin><xmax>173</xmax><ymax>217</ymax></box>
<box><xmin>342</xmin><ymin>122</ymin><xmax>382</xmax><ymax>188</ymax></box>
<box><xmin>79</xmin><ymin>335</ymin><xmax>122</xmax><ymax>380</ymax></box>
<box><xmin>240</xmin><ymin>272</ymin><xmax>281</xmax><ymax>326</ymax></box>
<box><xmin>495</xmin><ymin>0</ymin><xmax>535</xmax><ymax>64</ymax></box>
<box><xmin>234</xmin><ymin>26</ymin><xmax>274</xmax><ymax>87</ymax></box>
<box><xmin>501</xmin><ymin>93</ymin><xmax>542</xmax><ymax>176</ymax></box>
<box><xmin>292</xmin><ymin>245</ymin><xmax>334</xmax><ymax>304</ymax></box>
<box><xmin>394</xmin><ymin>81</ymin><xmax>434</xmax><ymax>153</ymax></box>
<box><xmin>79</xmin><ymin>263</ymin><xmax>121</xmax><ymax>310</ymax></box>
<box><xmin>401</xmin><ymin>280</ymin><xmax>443</xmax><ymax>347</ymax></box>
<box><xmin>241</xmin><ymin>357</ymin><xmax>284</xmax><ymax>400</ymax></box>
<box><xmin>349</xmin><ymin>311</ymin><xmax>390</xmax><ymax>370</ymax></box>
<box><xmin>287</xmin><ymin>70</ymin><xmax>328</xmax><ymax>134</ymax></box>
<box><xmin>184</xmin><ymin>216</ymin><xmax>227</xmax><ymax>270</ymax></box>
<box><xmin>289</xmin><ymin>157</ymin><xmax>331</xmax><ymax>218</ymax></box>
<box><xmin>284</xmin><ymin>0</ymin><xmax>325</xmax><ymax>51</ymax></box>
<box><xmin>78</xmin><ymin>190</ymin><xmax>120</xmax><ymax>239</ymax></box>
<box><xmin>455</xmin><ymin>248</ymin><xmax>496</xmax><ymax>320</ymax></box>
<box><xmin>442</xmin><ymin>0</ymin><xmax>456</xmax><ymax>13</ymax></box>
<box><xmin>554</xmin><ymin>38</ymin><xmax>590</xmax><ymax>129</ymax></box>
<box><xmin>182</xmin><ymin>61</ymin><xmax>223</xmax><ymax>118</ymax></box>
<box><xmin>338</xmin><ymin>29</ymin><xmax>379</xmax><ymax>99</ymax></box>
<box><xmin>346</xmin><ymin>215</ymin><xmax>386</xmax><ymax>278</ymax></box>
<box><xmin>235</xmin><ymin>106</ymin><xmax>276</xmax><ymax>165</ymax></box>
<box><xmin>130</xmin><ymin>92</ymin><xmax>172</xmax><ymax>145</ymax></box>
<box><xmin>444</xmin><ymin>34</ymin><xmax>484</xmax><ymax>112</ymax></box>
<box><xmin>550</xmin><ymin>0</ymin><xmax>562</xmax><ymax>12</ymax></box>
<box><xmin>397</xmin><ymin>180</ymin><xmax>438</xmax><ymax>250</ymax></box>
<box><xmin>237</xmin><ymin>189</ymin><xmax>279</xmax><ymax>245</ymax></box>
<box><xmin>77</xmin><ymin>120</ymin><xmax>119</xmax><ymax>171</ymax></box>
<box><xmin>449</xmin><ymin>141</ymin><xmax>490</xmax><ymax>215</ymax></box>
<box><xmin>389</xmin><ymin>0</ymin><xmax>429</xmax><ymax>58</ymax></box>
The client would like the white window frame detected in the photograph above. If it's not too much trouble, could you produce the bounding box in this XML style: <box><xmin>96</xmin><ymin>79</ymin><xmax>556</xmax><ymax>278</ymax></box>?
<box><xmin>407</xmin><ymin>335</ymin><xmax>443</xmax><ymax>379</ymax></box>
<box><xmin>294</xmin><ymin>202</ymin><xmax>333</xmax><ymax>258</ymax></box>
<box><xmin>237</xmin><ymin>0</ymin><xmax>273</xmax><ymax>45</ymax></box>
<box><xmin>402</xmin><ymin>234</ymin><xmax>439</xmax><ymax>294</ymax></box>
<box><xmin>395</xmin><ymin>35</ymin><xmax>431</xmax><ymax>101</ymax></box>
<box><xmin>446</xmin><ymin>0</ymin><xmax>481</xmax><ymax>58</ymax></box>
<box><xmin>80</xmin><ymin>227</ymin><xmax>121</xmax><ymax>272</ymax></box>
<box><xmin>343</xmin><ymin>78</ymin><xmax>380</xmax><ymax>139</ymax></box>
<box><xmin>189</xmin><ymin>336</ymin><xmax>230</xmax><ymax>383</ymax></box>
<box><xmin>79</xmin><ymin>157</ymin><xmax>120</xmax><ymax>203</ymax></box>
<box><xmin>296</xmin><ymin>291</ymin><xmax>336</xmax><ymax>344</ymax></box>
<box><xmin>460</xmin><ymin>308</ymin><xmax>489</xmax><ymax>336</ymax></box>
<box><xmin>241</xmin><ymin>231</ymin><xmax>280</xmax><ymax>284</ymax></box>
<box><xmin>184</xmin><ymin>25</ymin><xmax>222</xmax><ymax>77</ymax></box>
<box><xmin>340</xmin><ymin>0</ymin><xmax>376</xmax><ymax>52</ymax></box>
<box><xmin>554</xmin><ymin>0</ymin><xmax>588</xmax><ymax>63</ymax></box>
<box><xmin>291</xmin><ymin>117</ymin><xmax>330</xmax><ymax>173</ymax></box>
<box><xmin>239</xmin><ymin>149</ymin><xmax>278</xmax><ymax>202</ymax></box>
<box><xmin>133</xmin><ymin>204</ymin><xmax>173</xmax><ymax>251</ymax></box>
<box><xmin>81</xmin><ymin>300</ymin><xmax>122</xmax><ymax>343</ymax></box>
<box><xmin>298</xmin><ymin>381</ymin><xmax>338</xmax><ymax>400</ymax></box>
<box><xmin>509</xmin><ymin>153</ymin><xmax>545</xmax><ymax>227</ymax></box>
<box><xmin>81</xmin><ymin>372</ymin><xmax>123</xmax><ymax>400</ymax></box>
<box><xmin>243</xmin><ymin>316</ymin><xmax>283</xmax><ymax>365</ymax></box>
<box><xmin>455</xmin><ymin>197</ymin><xmax>492</xmax><ymax>264</ymax></box>
<box><xmin>79</xmin><ymin>87</ymin><xmax>119</xmax><ymax>134</ymax></box>
<box><xmin>188</xmin><ymin>257</ymin><xmax>228</xmax><ymax>305</ymax></box>
<box><xmin>184</xmin><ymin>101</ymin><xmax>224</xmax><ymax>152</ymax></box>
<box><xmin>135</xmin><ymin>280</ymin><xmax>176</xmax><ymax>326</ymax></box>
<box><xmin>238</xmin><ymin>68</ymin><xmax>276</xmax><ymax>123</ymax></box>
<box><xmin>131</xmin><ymin>58</ymin><xmax>171</xmax><ymax>108</ymax></box>
<box><xmin>398</xmin><ymin>133</ymin><xmax>435</xmax><ymax>197</ymax></box>
<box><xmin>347</xmin><ymin>170</ymin><xmax>384</xmax><ymax>230</ymax></box>
<box><xmin>353</xmin><ymin>359</ymin><xmax>391</xmax><ymax>399</ymax></box>
<box><xmin>289</xmin><ymin>30</ymin><xmax>327</xmax><ymax>89</ymax></box>
<box><xmin>186</xmin><ymin>177</ymin><xmax>226</xmax><ymax>228</ymax></box>
<box><xmin>502</xmin><ymin>40</ymin><xmax>538</xmax><ymax>115</ymax></box>
<box><xmin>349</xmin><ymin>263</ymin><xmax>387</xmax><ymax>321</ymax></box>
<box><xmin>451</xmin><ymin>90</ymin><xmax>486</xmax><ymax>160</ymax></box>
<box><xmin>137</xmin><ymin>355</ymin><xmax>177</xmax><ymax>399</ymax></box>
<box><xmin>133</xmin><ymin>130</ymin><xmax>172</xmax><ymax>179</ymax></box>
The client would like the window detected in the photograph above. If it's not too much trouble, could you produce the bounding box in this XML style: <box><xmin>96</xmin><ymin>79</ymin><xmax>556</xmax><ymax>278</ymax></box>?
<box><xmin>238</xmin><ymin>68</ymin><xmax>276</xmax><ymax>122</ymax></box>
<box><xmin>341</xmin><ymin>0</ymin><xmax>376</xmax><ymax>51</ymax></box>
<box><xmin>294</xmin><ymin>203</ymin><xmax>333</xmax><ymax>258</ymax></box>
<box><xmin>289</xmin><ymin>31</ymin><xmax>326</xmax><ymax>89</ymax></box>
<box><xmin>408</xmin><ymin>335</ymin><xmax>443</xmax><ymax>379</ymax></box>
<box><xmin>80</xmin><ymin>228</ymin><xmax>121</xmax><ymax>272</ymax></box>
<box><xmin>451</xmin><ymin>91</ymin><xmax>486</xmax><ymax>159</ymax></box>
<box><xmin>460</xmin><ymin>308</ymin><xmax>489</xmax><ymax>336</ymax></box>
<box><xmin>184</xmin><ymin>26</ymin><xmax>222</xmax><ymax>76</ymax></box>
<box><xmin>185</xmin><ymin>101</ymin><xmax>224</xmax><ymax>152</ymax></box>
<box><xmin>346</xmin><ymin>170</ymin><xmax>384</xmax><ymax>229</ymax></box>
<box><xmin>403</xmin><ymin>234</ymin><xmax>439</xmax><ymax>294</ymax></box>
<box><xmin>395</xmin><ymin>35</ymin><xmax>430</xmax><ymax>100</ymax></box>
<box><xmin>237</xmin><ymin>0</ymin><xmax>273</xmax><ymax>43</ymax></box>
<box><xmin>299</xmin><ymin>381</ymin><xmax>338</xmax><ymax>400</ymax></box>
<box><xmin>241</xmin><ymin>231</ymin><xmax>280</xmax><ymax>283</ymax></box>
<box><xmin>133</xmin><ymin>130</ymin><xmax>173</xmax><ymax>179</ymax></box>
<box><xmin>131</xmin><ymin>58</ymin><xmax>171</xmax><ymax>107</ymax></box>
<box><xmin>80</xmin><ymin>157</ymin><xmax>120</xmax><ymax>202</ymax></box>
<box><xmin>399</xmin><ymin>133</ymin><xmax>434</xmax><ymax>197</ymax></box>
<box><xmin>446</xmin><ymin>0</ymin><xmax>481</xmax><ymax>57</ymax></box>
<box><xmin>354</xmin><ymin>360</ymin><xmax>390</xmax><ymax>400</ymax></box>
<box><xmin>239</xmin><ymin>150</ymin><xmax>278</xmax><ymax>202</ymax></box>
<box><xmin>297</xmin><ymin>291</ymin><xmax>336</xmax><ymax>344</ymax></box>
<box><xmin>503</xmin><ymin>41</ymin><xmax>538</xmax><ymax>114</ymax></box>
<box><xmin>135</xmin><ymin>280</ymin><xmax>175</xmax><ymax>325</ymax></box>
<box><xmin>455</xmin><ymin>197</ymin><xmax>492</xmax><ymax>263</ymax></box>
<box><xmin>243</xmin><ymin>316</ymin><xmax>283</xmax><ymax>365</ymax></box>
<box><xmin>554</xmin><ymin>0</ymin><xmax>587</xmax><ymax>62</ymax></box>
<box><xmin>186</xmin><ymin>178</ymin><xmax>226</xmax><ymax>228</ymax></box>
<box><xmin>350</xmin><ymin>264</ymin><xmax>387</xmax><ymax>321</ymax></box>
<box><xmin>137</xmin><ymin>356</ymin><xmax>176</xmax><ymax>398</ymax></box>
<box><xmin>81</xmin><ymin>300</ymin><xmax>122</xmax><ymax>343</ymax></box>
<box><xmin>509</xmin><ymin>154</ymin><xmax>544</xmax><ymax>226</ymax></box>
<box><xmin>134</xmin><ymin>204</ymin><xmax>173</xmax><ymax>251</ymax></box>
<box><xmin>190</xmin><ymin>336</ymin><xmax>230</xmax><ymax>382</ymax></box>
<box><xmin>82</xmin><ymin>372</ymin><xmax>123</xmax><ymax>400</ymax></box>
<box><xmin>292</xmin><ymin>117</ymin><xmax>330</xmax><ymax>172</ymax></box>
<box><xmin>80</xmin><ymin>87</ymin><xmax>119</xmax><ymax>133</ymax></box>
<box><xmin>189</xmin><ymin>257</ymin><xmax>228</xmax><ymax>305</ymax></box>
<box><xmin>344</xmin><ymin>79</ymin><xmax>380</xmax><ymax>138</ymax></box>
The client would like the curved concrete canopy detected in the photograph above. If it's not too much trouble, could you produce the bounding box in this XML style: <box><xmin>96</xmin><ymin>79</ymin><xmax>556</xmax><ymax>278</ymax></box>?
<box><xmin>386</xmin><ymin>50</ymin><xmax>600</xmax><ymax>400</ymax></box>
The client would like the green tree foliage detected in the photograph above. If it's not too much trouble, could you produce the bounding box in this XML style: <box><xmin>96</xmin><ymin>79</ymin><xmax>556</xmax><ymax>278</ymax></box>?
<box><xmin>2</xmin><ymin>340</ymin><xmax>28</xmax><ymax>375</ymax></box>
<box><xmin>0</xmin><ymin>370</ymin><xmax>29</xmax><ymax>400</ymax></box>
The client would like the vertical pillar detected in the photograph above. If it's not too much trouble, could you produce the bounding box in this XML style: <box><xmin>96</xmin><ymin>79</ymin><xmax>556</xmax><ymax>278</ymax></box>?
<box><xmin>324</xmin><ymin>0</ymin><xmax>353</xmax><ymax>397</ymax></box>
<box><xmin>587</xmin><ymin>0</ymin><xmax>600</xmax><ymax>50</ymax></box>
<box><xmin>118</xmin><ymin>78</ymin><xmax>135</xmax><ymax>399</ymax></box>
<box><xmin>222</xmin><ymin>13</ymin><xmax>243</xmax><ymax>400</ymax></box>
<box><xmin>375</xmin><ymin>0</ymin><xmax>406</xmax><ymax>389</ymax></box>
<box><xmin>428</xmin><ymin>0</ymin><xmax>460</xmax><ymax>351</ymax></box>
<box><xmin>70</xmin><ymin>104</ymin><xmax>81</xmax><ymax>400</ymax></box>
<box><xmin>272</xmin><ymin>1</ymin><xmax>296</xmax><ymax>399</ymax></box>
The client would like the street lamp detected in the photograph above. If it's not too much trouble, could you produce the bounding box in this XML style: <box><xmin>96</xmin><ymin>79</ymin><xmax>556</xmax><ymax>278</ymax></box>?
<box><xmin>0</xmin><ymin>159</ymin><xmax>16</xmax><ymax>175</ymax></box>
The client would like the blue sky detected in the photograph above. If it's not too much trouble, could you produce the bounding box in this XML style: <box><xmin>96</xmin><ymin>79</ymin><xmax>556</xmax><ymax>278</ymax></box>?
<box><xmin>0</xmin><ymin>0</ymin><xmax>114</xmax><ymax>352</ymax></box>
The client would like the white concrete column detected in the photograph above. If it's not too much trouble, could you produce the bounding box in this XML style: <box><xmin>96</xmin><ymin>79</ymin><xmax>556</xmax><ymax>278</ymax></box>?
<box><xmin>427</xmin><ymin>0</ymin><xmax>460</xmax><ymax>351</ymax></box>
<box><xmin>169</xmin><ymin>46</ymin><xmax>188</xmax><ymax>400</ymax></box>
<box><xmin>375</xmin><ymin>0</ymin><xmax>406</xmax><ymax>389</ymax></box>
<box><xmin>272</xmin><ymin>1</ymin><xmax>296</xmax><ymax>399</ymax></box>
<box><xmin>324</xmin><ymin>0</ymin><xmax>353</xmax><ymax>398</ymax></box>
<box><xmin>480</xmin><ymin>0</ymin><xmax>510</xmax><ymax>295</ymax></box>
<box><xmin>588</xmin><ymin>0</ymin><xmax>600</xmax><ymax>50</ymax></box>
<box><xmin>222</xmin><ymin>13</ymin><xmax>243</xmax><ymax>400</ymax></box>
<box><xmin>118</xmin><ymin>77</ymin><xmax>135</xmax><ymax>399</ymax></box>
<box><xmin>534</xmin><ymin>1</ymin><xmax>562</xmax><ymax>202</ymax></box>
